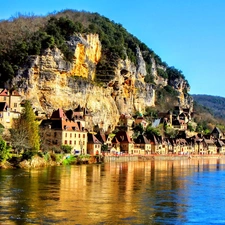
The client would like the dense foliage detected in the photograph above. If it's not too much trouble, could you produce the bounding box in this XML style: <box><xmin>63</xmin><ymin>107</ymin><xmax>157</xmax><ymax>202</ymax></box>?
<box><xmin>0</xmin><ymin>138</ymin><xmax>10</xmax><ymax>162</ymax></box>
<box><xmin>193</xmin><ymin>94</ymin><xmax>225</xmax><ymax>120</ymax></box>
<box><xmin>192</xmin><ymin>99</ymin><xmax>225</xmax><ymax>134</ymax></box>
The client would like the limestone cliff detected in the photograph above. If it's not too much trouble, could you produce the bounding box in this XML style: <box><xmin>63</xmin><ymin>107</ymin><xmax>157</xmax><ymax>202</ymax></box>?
<box><xmin>12</xmin><ymin>33</ymin><xmax>190</xmax><ymax>131</ymax></box>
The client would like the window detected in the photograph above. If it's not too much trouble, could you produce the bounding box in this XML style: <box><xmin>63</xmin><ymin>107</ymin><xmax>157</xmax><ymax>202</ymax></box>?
<box><xmin>3</xmin><ymin>97</ymin><xmax>6</xmax><ymax>101</ymax></box>
<box><xmin>74</xmin><ymin>133</ymin><xmax>76</xmax><ymax>138</ymax></box>
<box><xmin>65</xmin><ymin>140</ymin><xmax>67</xmax><ymax>144</ymax></box>
<box><xmin>74</xmin><ymin>141</ymin><xmax>76</xmax><ymax>145</ymax></box>
<box><xmin>83</xmin><ymin>134</ymin><xmax>85</xmax><ymax>138</ymax></box>
<box><xmin>14</xmin><ymin>103</ymin><xmax>17</xmax><ymax>107</ymax></box>
<box><xmin>69</xmin><ymin>140</ymin><xmax>72</xmax><ymax>144</ymax></box>
<box><xmin>65</xmin><ymin>133</ymin><xmax>67</xmax><ymax>137</ymax></box>
<box><xmin>70</xmin><ymin>133</ymin><xmax>72</xmax><ymax>138</ymax></box>
<box><xmin>79</xmin><ymin>134</ymin><xmax>80</xmax><ymax>138</ymax></box>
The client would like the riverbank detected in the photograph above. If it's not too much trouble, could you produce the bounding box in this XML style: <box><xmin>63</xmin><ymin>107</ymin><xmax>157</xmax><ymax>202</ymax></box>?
<box><xmin>103</xmin><ymin>154</ymin><xmax>225</xmax><ymax>163</ymax></box>
<box><xmin>1</xmin><ymin>154</ymin><xmax>224</xmax><ymax>169</ymax></box>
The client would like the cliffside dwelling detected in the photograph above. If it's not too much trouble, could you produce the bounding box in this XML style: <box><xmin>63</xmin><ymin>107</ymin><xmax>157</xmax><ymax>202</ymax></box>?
<box><xmin>0</xmin><ymin>89</ymin><xmax>22</xmax><ymax>129</ymax></box>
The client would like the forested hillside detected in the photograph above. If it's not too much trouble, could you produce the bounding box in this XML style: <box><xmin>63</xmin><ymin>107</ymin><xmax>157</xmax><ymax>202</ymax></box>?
<box><xmin>192</xmin><ymin>94</ymin><xmax>225</xmax><ymax>120</ymax></box>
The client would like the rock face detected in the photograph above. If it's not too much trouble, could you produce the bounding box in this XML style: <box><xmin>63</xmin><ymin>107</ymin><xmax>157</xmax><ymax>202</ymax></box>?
<box><xmin>12</xmin><ymin>33</ymin><xmax>190</xmax><ymax>131</ymax></box>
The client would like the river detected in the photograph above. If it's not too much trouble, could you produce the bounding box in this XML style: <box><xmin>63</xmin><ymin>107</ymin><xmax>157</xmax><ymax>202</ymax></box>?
<box><xmin>1</xmin><ymin>158</ymin><xmax>225</xmax><ymax>224</ymax></box>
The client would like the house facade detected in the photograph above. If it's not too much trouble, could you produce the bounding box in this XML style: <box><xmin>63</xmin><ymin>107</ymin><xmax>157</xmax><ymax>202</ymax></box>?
<box><xmin>0</xmin><ymin>89</ymin><xmax>22</xmax><ymax>128</ymax></box>
<box><xmin>40</xmin><ymin>108</ymin><xmax>87</xmax><ymax>154</ymax></box>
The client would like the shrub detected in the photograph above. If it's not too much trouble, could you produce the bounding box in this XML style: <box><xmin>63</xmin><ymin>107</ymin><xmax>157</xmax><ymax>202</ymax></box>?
<box><xmin>61</xmin><ymin>145</ymin><xmax>72</xmax><ymax>153</ymax></box>
<box><xmin>0</xmin><ymin>139</ymin><xmax>11</xmax><ymax>162</ymax></box>
<box><xmin>21</xmin><ymin>150</ymin><xmax>35</xmax><ymax>160</ymax></box>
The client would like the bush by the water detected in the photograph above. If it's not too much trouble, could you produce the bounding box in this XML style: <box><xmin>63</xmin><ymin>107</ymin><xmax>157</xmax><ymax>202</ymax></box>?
<box><xmin>62</xmin><ymin>155</ymin><xmax>77</xmax><ymax>165</ymax></box>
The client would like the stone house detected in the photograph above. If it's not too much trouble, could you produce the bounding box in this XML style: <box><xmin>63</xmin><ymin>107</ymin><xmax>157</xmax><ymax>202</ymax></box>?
<box><xmin>147</xmin><ymin>134</ymin><xmax>165</xmax><ymax>154</ymax></box>
<box><xmin>111</xmin><ymin>136</ymin><xmax>121</xmax><ymax>153</ymax></box>
<box><xmin>203</xmin><ymin>138</ymin><xmax>217</xmax><ymax>154</ymax></box>
<box><xmin>40</xmin><ymin>108</ymin><xmax>87</xmax><ymax>154</ymax></box>
<box><xmin>95</xmin><ymin>130</ymin><xmax>113</xmax><ymax>152</ymax></box>
<box><xmin>112</xmin><ymin>130</ymin><xmax>134</xmax><ymax>154</ymax></box>
<box><xmin>65</xmin><ymin>105</ymin><xmax>93</xmax><ymax>132</ymax></box>
<box><xmin>134</xmin><ymin>134</ymin><xmax>151</xmax><ymax>155</ymax></box>
<box><xmin>87</xmin><ymin>133</ymin><xmax>102</xmax><ymax>155</ymax></box>
<box><xmin>0</xmin><ymin>89</ymin><xmax>22</xmax><ymax>129</ymax></box>
<box><xmin>215</xmin><ymin>139</ymin><xmax>225</xmax><ymax>154</ymax></box>
<box><xmin>211</xmin><ymin>127</ymin><xmax>223</xmax><ymax>139</ymax></box>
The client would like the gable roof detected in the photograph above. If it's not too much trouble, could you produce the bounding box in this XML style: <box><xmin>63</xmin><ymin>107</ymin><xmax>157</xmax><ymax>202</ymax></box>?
<box><xmin>0</xmin><ymin>89</ymin><xmax>9</xmax><ymax>96</ymax></box>
<box><xmin>135</xmin><ymin>134</ymin><xmax>150</xmax><ymax>144</ymax></box>
<box><xmin>114</xmin><ymin>131</ymin><xmax>133</xmax><ymax>143</ymax></box>
<box><xmin>211</xmin><ymin>127</ymin><xmax>222</xmax><ymax>135</ymax></box>
<box><xmin>51</xmin><ymin>108</ymin><xmax>68</xmax><ymax>120</ymax></box>
<box><xmin>96</xmin><ymin>131</ymin><xmax>109</xmax><ymax>143</ymax></box>
<box><xmin>40</xmin><ymin>118</ymin><xmax>80</xmax><ymax>131</ymax></box>
<box><xmin>87</xmin><ymin>133</ymin><xmax>102</xmax><ymax>144</ymax></box>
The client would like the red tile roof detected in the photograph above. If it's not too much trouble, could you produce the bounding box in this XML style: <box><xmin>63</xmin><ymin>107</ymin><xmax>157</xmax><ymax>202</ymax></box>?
<box><xmin>0</xmin><ymin>89</ymin><xmax>9</xmax><ymax>96</ymax></box>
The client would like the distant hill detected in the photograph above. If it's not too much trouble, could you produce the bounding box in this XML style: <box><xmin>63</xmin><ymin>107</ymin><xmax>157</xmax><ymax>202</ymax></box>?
<box><xmin>192</xmin><ymin>94</ymin><xmax>225</xmax><ymax>120</ymax></box>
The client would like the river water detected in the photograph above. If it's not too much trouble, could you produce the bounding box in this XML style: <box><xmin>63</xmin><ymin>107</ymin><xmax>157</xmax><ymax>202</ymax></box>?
<box><xmin>1</xmin><ymin>158</ymin><xmax>225</xmax><ymax>224</ymax></box>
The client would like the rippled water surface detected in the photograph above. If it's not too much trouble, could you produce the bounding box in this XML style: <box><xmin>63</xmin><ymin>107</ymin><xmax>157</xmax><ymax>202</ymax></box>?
<box><xmin>1</xmin><ymin>158</ymin><xmax>225</xmax><ymax>224</ymax></box>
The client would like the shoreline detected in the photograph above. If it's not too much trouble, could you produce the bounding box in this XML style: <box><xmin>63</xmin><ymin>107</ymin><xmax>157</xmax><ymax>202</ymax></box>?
<box><xmin>1</xmin><ymin>154</ymin><xmax>224</xmax><ymax>169</ymax></box>
<box><xmin>103</xmin><ymin>154</ymin><xmax>225</xmax><ymax>163</ymax></box>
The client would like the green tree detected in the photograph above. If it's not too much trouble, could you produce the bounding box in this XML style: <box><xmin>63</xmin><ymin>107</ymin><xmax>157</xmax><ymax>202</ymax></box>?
<box><xmin>61</xmin><ymin>145</ymin><xmax>72</xmax><ymax>154</ymax></box>
<box><xmin>101</xmin><ymin>144</ymin><xmax>108</xmax><ymax>152</ymax></box>
<box><xmin>0</xmin><ymin>138</ymin><xmax>10</xmax><ymax>162</ymax></box>
<box><xmin>145</xmin><ymin>125</ymin><xmax>161</xmax><ymax>136</ymax></box>
<box><xmin>165</xmin><ymin>126</ymin><xmax>178</xmax><ymax>138</ymax></box>
<box><xmin>10</xmin><ymin>100</ymin><xmax>40</xmax><ymax>153</ymax></box>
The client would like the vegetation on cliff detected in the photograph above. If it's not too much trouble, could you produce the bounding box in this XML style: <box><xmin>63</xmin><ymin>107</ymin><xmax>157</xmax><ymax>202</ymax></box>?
<box><xmin>0</xmin><ymin>10</ymin><xmax>188</xmax><ymax>90</ymax></box>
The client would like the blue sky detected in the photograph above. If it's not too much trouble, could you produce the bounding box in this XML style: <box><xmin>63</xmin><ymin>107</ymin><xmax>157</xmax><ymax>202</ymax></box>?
<box><xmin>1</xmin><ymin>0</ymin><xmax>225</xmax><ymax>97</ymax></box>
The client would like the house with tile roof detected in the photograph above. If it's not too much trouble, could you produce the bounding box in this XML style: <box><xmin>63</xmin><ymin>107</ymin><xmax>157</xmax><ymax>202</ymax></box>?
<box><xmin>215</xmin><ymin>139</ymin><xmax>225</xmax><ymax>154</ymax></box>
<box><xmin>203</xmin><ymin>138</ymin><xmax>217</xmax><ymax>154</ymax></box>
<box><xmin>112</xmin><ymin>130</ymin><xmax>134</xmax><ymax>154</ymax></box>
<box><xmin>134</xmin><ymin>134</ymin><xmax>151</xmax><ymax>155</ymax></box>
<box><xmin>87</xmin><ymin>133</ymin><xmax>102</xmax><ymax>155</ymax></box>
<box><xmin>0</xmin><ymin>89</ymin><xmax>22</xmax><ymax>128</ymax></box>
<box><xmin>40</xmin><ymin>108</ymin><xmax>87</xmax><ymax>154</ymax></box>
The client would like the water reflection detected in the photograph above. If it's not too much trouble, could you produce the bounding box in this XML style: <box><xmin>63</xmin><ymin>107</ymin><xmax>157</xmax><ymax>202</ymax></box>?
<box><xmin>0</xmin><ymin>158</ymin><xmax>225</xmax><ymax>224</ymax></box>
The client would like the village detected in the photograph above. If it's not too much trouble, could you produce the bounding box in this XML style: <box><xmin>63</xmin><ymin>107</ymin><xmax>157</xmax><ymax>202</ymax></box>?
<box><xmin>1</xmin><ymin>88</ymin><xmax>225</xmax><ymax>157</ymax></box>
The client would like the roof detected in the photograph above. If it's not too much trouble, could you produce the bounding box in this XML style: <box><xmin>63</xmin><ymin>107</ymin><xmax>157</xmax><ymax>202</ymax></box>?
<box><xmin>111</xmin><ymin>136</ymin><xmax>120</xmax><ymax>144</ymax></box>
<box><xmin>211</xmin><ymin>127</ymin><xmax>222</xmax><ymax>134</ymax></box>
<box><xmin>135</xmin><ymin>135</ymin><xmax>150</xmax><ymax>144</ymax></box>
<box><xmin>216</xmin><ymin>140</ymin><xmax>225</xmax><ymax>147</ymax></box>
<box><xmin>40</xmin><ymin>118</ymin><xmax>80</xmax><ymax>131</ymax></box>
<box><xmin>51</xmin><ymin>108</ymin><xmax>68</xmax><ymax>120</ymax></box>
<box><xmin>87</xmin><ymin>133</ymin><xmax>102</xmax><ymax>144</ymax></box>
<box><xmin>0</xmin><ymin>89</ymin><xmax>9</xmax><ymax>96</ymax></box>
<box><xmin>114</xmin><ymin>131</ymin><xmax>133</xmax><ymax>143</ymax></box>
<box><xmin>96</xmin><ymin>131</ymin><xmax>108</xmax><ymax>143</ymax></box>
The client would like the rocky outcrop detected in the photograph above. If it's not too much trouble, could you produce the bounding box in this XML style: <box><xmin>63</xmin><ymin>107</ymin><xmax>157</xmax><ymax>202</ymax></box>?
<box><xmin>12</xmin><ymin>33</ymin><xmax>190</xmax><ymax>131</ymax></box>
